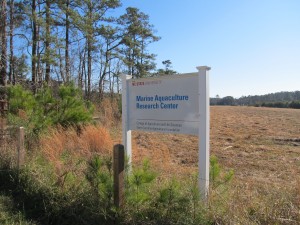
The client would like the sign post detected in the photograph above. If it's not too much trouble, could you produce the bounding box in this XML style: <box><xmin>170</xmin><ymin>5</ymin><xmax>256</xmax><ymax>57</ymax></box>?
<box><xmin>122</xmin><ymin>74</ymin><xmax>132</xmax><ymax>166</ymax></box>
<box><xmin>197</xmin><ymin>66</ymin><xmax>210</xmax><ymax>199</ymax></box>
<box><xmin>122</xmin><ymin>66</ymin><xmax>210</xmax><ymax>199</ymax></box>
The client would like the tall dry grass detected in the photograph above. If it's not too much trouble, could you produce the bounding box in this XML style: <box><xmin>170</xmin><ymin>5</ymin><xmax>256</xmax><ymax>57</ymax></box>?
<box><xmin>95</xmin><ymin>97</ymin><xmax>121</xmax><ymax>127</ymax></box>
<box><xmin>40</xmin><ymin>125</ymin><xmax>113</xmax><ymax>177</ymax></box>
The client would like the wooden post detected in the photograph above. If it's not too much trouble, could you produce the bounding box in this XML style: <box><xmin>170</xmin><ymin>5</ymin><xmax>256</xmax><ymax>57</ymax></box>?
<box><xmin>17</xmin><ymin>127</ymin><xmax>25</xmax><ymax>169</ymax></box>
<box><xmin>113</xmin><ymin>144</ymin><xmax>125</xmax><ymax>208</ymax></box>
<box><xmin>0</xmin><ymin>117</ymin><xmax>4</xmax><ymax>141</ymax></box>
<box><xmin>0</xmin><ymin>100</ymin><xmax>8</xmax><ymax>116</ymax></box>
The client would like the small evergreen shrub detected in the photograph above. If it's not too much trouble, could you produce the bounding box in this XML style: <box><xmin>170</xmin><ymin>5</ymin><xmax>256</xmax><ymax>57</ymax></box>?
<box><xmin>210</xmin><ymin>155</ymin><xmax>234</xmax><ymax>190</ymax></box>
<box><xmin>7</xmin><ymin>84</ymin><xmax>94</xmax><ymax>137</ymax></box>
<box><xmin>0</xmin><ymin>147</ymin><xmax>232</xmax><ymax>225</ymax></box>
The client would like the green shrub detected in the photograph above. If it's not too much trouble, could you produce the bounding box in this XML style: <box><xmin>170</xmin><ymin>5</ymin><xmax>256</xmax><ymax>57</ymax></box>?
<box><xmin>210</xmin><ymin>155</ymin><xmax>234</xmax><ymax>190</ymax></box>
<box><xmin>0</xmin><ymin>195</ymin><xmax>36</xmax><ymax>225</ymax></box>
<box><xmin>7</xmin><ymin>84</ymin><xmax>94</xmax><ymax>137</ymax></box>
<box><xmin>85</xmin><ymin>155</ymin><xmax>115</xmax><ymax>220</ymax></box>
<box><xmin>208</xmin><ymin>155</ymin><xmax>235</xmax><ymax>223</ymax></box>
<box><xmin>51</xmin><ymin>84</ymin><xmax>94</xmax><ymax>127</ymax></box>
<box><xmin>2</xmin><ymin>154</ymin><xmax>231</xmax><ymax>225</ymax></box>
<box><xmin>7</xmin><ymin>85</ymin><xmax>36</xmax><ymax>115</ymax></box>
<box><xmin>289</xmin><ymin>100</ymin><xmax>300</xmax><ymax>109</ymax></box>
<box><xmin>123</xmin><ymin>161</ymin><xmax>210</xmax><ymax>225</ymax></box>
<box><xmin>127</xmin><ymin>159</ymin><xmax>157</xmax><ymax>207</ymax></box>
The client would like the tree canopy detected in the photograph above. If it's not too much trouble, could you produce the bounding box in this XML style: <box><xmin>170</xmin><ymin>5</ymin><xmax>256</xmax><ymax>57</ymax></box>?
<box><xmin>0</xmin><ymin>1</ymin><xmax>163</xmax><ymax>99</ymax></box>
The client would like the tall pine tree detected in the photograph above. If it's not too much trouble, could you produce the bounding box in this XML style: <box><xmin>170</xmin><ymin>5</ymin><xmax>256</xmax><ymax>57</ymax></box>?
<box><xmin>0</xmin><ymin>0</ymin><xmax>7</xmax><ymax>86</ymax></box>
<box><xmin>119</xmin><ymin>7</ymin><xmax>160</xmax><ymax>78</ymax></box>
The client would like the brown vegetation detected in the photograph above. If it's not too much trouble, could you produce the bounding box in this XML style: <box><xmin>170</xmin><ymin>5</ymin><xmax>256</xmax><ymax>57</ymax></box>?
<box><xmin>40</xmin><ymin>125</ymin><xmax>113</xmax><ymax>177</ymax></box>
<box><xmin>95</xmin><ymin>97</ymin><xmax>121</xmax><ymax>128</ymax></box>
<box><xmin>126</xmin><ymin>106</ymin><xmax>300</xmax><ymax>183</ymax></box>
<box><xmin>122</xmin><ymin>106</ymin><xmax>300</xmax><ymax>223</ymax></box>
<box><xmin>1</xmin><ymin>105</ymin><xmax>299</xmax><ymax>223</ymax></box>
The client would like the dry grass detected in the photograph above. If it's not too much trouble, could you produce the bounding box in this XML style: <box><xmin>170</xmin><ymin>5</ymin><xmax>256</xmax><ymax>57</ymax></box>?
<box><xmin>1</xmin><ymin>106</ymin><xmax>299</xmax><ymax>223</ymax></box>
<box><xmin>95</xmin><ymin>97</ymin><xmax>121</xmax><ymax>128</ymax></box>
<box><xmin>125</xmin><ymin>106</ymin><xmax>300</xmax><ymax>182</ymax></box>
<box><xmin>40</xmin><ymin>125</ymin><xmax>113</xmax><ymax>176</ymax></box>
<box><xmin>0</xmin><ymin>117</ymin><xmax>17</xmax><ymax>168</ymax></box>
<box><xmin>116</xmin><ymin>106</ymin><xmax>300</xmax><ymax>223</ymax></box>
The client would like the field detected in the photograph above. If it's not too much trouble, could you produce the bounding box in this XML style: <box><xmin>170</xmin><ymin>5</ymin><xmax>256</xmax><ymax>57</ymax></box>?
<box><xmin>121</xmin><ymin>106</ymin><xmax>300</xmax><ymax>223</ymax></box>
<box><xmin>1</xmin><ymin>106</ymin><xmax>299</xmax><ymax>224</ymax></box>
<box><xmin>124</xmin><ymin>106</ymin><xmax>300</xmax><ymax>183</ymax></box>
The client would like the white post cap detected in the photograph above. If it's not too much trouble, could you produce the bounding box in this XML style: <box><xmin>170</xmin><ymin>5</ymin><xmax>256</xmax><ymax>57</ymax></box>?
<box><xmin>196</xmin><ymin>66</ymin><xmax>211</xmax><ymax>71</ymax></box>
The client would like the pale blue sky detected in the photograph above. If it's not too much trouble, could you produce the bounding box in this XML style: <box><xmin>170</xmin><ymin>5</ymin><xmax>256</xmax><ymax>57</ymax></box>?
<box><xmin>119</xmin><ymin>0</ymin><xmax>300</xmax><ymax>98</ymax></box>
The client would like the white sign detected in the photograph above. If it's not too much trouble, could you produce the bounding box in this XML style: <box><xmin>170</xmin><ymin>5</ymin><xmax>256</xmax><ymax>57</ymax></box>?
<box><xmin>127</xmin><ymin>73</ymin><xmax>199</xmax><ymax>135</ymax></box>
<box><xmin>122</xmin><ymin>66</ymin><xmax>210</xmax><ymax>200</ymax></box>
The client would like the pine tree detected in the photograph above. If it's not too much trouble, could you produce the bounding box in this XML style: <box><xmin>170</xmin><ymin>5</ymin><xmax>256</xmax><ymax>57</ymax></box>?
<box><xmin>8</xmin><ymin>0</ymin><xmax>14</xmax><ymax>84</ymax></box>
<box><xmin>0</xmin><ymin>0</ymin><xmax>7</xmax><ymax>86</ymax></box>
<box><xmin>119</xmin><ymin>7</ymin><xmax>160</xmax><ymax>78</ymax></box>
<box><xmin>31</xmin><ymin>0</ymin><xmax>38</xmax><ymax>85</ymax></box>
<box><xmin>98</xmin><ymin>25</ymin><xmax>123</xmax><ymax>98</ymax></box>
<box><xmin>73</xmin><ymin>0</ymin><xmax>121</xmax><ymax>99</ymax></box>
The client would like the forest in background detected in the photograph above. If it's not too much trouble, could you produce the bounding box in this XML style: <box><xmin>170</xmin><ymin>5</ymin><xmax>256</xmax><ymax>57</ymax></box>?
<box><xmin>0</xmin><ymin>0</ymin><xmax>178</xmax><ymax>100</ymax></box>
<box><xmin>210</xmin><ymin>91</ymin><xmax>300</xmax><ymax>109</ymax></box>
<box><xmin>1</xmin><ymin>0</ymin><xmax>299</xmax><ymax>107</ymax></box>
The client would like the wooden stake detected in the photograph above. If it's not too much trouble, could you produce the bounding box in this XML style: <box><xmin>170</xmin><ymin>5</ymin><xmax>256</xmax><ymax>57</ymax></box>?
<box><xmin>17</xmin><ymin>127</ymin><xmax>25</xmax><ymax>169</ymax></box>
<box><xmin>113</xmin><ymin>144</ymin><xmax>125</xmax><ymax>208</ymax></box>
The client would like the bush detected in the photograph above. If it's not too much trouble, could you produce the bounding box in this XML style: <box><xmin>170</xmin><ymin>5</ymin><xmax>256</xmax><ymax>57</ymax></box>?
<box><xmin>289</xmin><ymin>100</ymin><xmax>300</xmax><ymax>109</ymax></box>
<box><xmin>51</xmin><ymin>84</ymin><xmax>94</xmax><ymax>127</ymax></box>
<box><xmin>260</xmin><ymin>100</ymin><xmax>300</xmax><ymax>109</ymax></box>
<box><xmin>210</xmin><ymin>155</ymin><xmax>234</xmax><ymax>190</ymax></box>
<box><xmin>0</xmin><ymin>153</ymin><xmax>213</xmax><ymax>225</ymax></box>
<box><xmin>122</xmin><ymin>160</ymin><xmax>210</xmax><ymax>225</ymax></box>
<box><xmin>7</xmin><ymin>85</ymin><xmax>36</xmax><ymax>115</ymax></box>
<box><xmin>7</xmin><ymin>84</ymin><xmax>94</xmax><ymax>137</ymax></box>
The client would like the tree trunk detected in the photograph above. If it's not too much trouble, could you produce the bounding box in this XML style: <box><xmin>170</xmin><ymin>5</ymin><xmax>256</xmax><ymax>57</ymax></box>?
<box><xmin>58</xmin><ymin>48</ymin><xmax>65</xmax><ymax>82</ymax></box>
<box><xmin>65</xmin><ymin>0</ymin><xmax>70</xmax><ymax>83</ymax></box>
<box><xmin>45</xmin><ymin>0</ymin><xmax>51</xmax><ymax>84</ymax></box>
<box><xmin>116</xmin><ymin>75</ymin><xmax>120</xmax><ymax>94</ymax></box>
<box><xmin>9</xmin><ymin>0</ymin><xmax>14</xmax><ymax>84</ymax></box>
<box><xmin>78</xmin><ymin>48</ymin><xmax>83</xmax><ymax>89</ymax></box>
<box><xmin>36</xmin><ymin>12</ymin><xmax>42</xmax><ymax>83</ymax></box>
<box><xmin>84</xmin><ymin>49</ymin><xmax>87</xmax><ymax>97</ymax></box>
<box><xmin>86</xmin><ymin>3</ymin><xmax>93</xmax><ymax>100</ymax></box>
<box><xmin>31</xmin><ymin>0</ymin><xmax>37</xmax><ymax>84</ymax></box>
<box><xmin>99</xmin><ymin>43</ymin><xmax>109</xmax><ymax>100</ymax></box>
<box><xmin>87</xmin><ymin>41</ymin><xmax>91</xmax><ymax>99</ymax></box>
<box><xmin>0</xmin><ymin>0</ymin><xmax>7</xmax><ymax>86</ymax></box>
<box><xmin>109</xmin><ymin>62</ymin><xmax>113</xmax><ymax>96</ymax></box>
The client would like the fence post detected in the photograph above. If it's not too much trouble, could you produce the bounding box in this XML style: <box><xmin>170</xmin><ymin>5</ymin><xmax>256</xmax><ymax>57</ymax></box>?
<box><xmin>0</xmin><ymin>118</ymin><xmax>4</xmax><ymax>140</ymax></box>
<box><xmin>17</xmin><ymin>127</ymin><xmax>25</xmax><ymax>170</ymax></box>
<box><xmin>113</xmin><ymin>144</ymin><xmax>125</xmax><ymax>208</ymax></box>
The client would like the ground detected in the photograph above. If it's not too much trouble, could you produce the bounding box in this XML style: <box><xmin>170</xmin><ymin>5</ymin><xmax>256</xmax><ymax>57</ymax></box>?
<box><xmin>1</xmin><ymin>106</ymin><xmax>299</xmax><ymax>223</ymax></box>
<box><xmin>113</xmin><ymin>106</ymin><xmax>300</xmax><ymax>188</ymax></box>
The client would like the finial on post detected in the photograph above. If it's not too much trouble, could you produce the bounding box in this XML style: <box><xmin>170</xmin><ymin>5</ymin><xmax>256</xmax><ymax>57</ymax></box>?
<box><xmin>196</xmin><ymin>66</ymin><xmax>211</xmax><ymax>71</ymax></box>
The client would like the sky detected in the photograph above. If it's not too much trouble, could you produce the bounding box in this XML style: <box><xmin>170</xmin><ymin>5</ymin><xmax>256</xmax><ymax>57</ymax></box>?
<box><xmin>118</xmin><ymin>0</ymin><xmax>300</xmax><ymax>98</ymax></box>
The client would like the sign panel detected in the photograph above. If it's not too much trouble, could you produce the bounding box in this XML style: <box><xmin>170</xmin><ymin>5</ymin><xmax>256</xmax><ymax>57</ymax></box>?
<box><xmin>122</xmin><ymin>66</ymin><xmax>211</xmax><ymax>200</ymax></box>
<box><xmin>126</xmin><ymin>73</ymin><xmax>199</xmax><ymax>135</ymax></box>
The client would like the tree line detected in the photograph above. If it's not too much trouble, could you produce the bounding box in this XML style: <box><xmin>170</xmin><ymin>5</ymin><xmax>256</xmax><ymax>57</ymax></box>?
<box><xmin>211</xmin><ymin>91</ymin><xmax>300</xmax><ymax>109</ymax></box>
<box><xmin>0</xmin><ymin>0</ymin><xmax>175</xmax><ymax>99</ymax></box>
